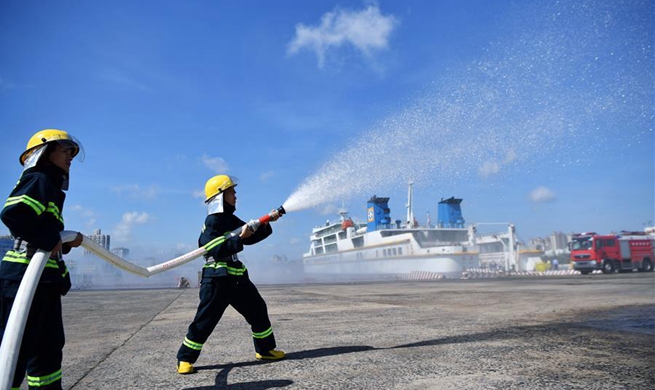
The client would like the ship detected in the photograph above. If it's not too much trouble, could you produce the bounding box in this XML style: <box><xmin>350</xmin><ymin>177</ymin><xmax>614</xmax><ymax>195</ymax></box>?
<box><xmin>302</xmin><ymin>182</ymin><xmax>544</xmax><ymax>280</ymax></box>
<box><xmin>303</xmin><ymin>182</ymin><xmax>481</xmax><ymax>279</ymax></box>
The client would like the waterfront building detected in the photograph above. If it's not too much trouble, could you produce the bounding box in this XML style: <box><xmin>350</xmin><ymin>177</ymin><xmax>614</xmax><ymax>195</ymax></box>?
<box><xmin>549</xmin><ymin>231</ymin><xmax>568</xmax><ymax>252</ymax></box>
<box><xmin>112</xmin><ymin>247</ymin><xmax>129</xmax><ymax>259</ymax></box>
<box><xmin>85</xmin><ymin>229</ymin><xmax>111</xmax><ymax>256</ymax></box>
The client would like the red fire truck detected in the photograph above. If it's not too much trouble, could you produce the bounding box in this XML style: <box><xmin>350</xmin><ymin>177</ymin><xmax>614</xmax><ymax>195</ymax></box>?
<box><xmin>569</xmin><ymin>231</ymin><xmax>655</xmax><ymax>274</ymax></box>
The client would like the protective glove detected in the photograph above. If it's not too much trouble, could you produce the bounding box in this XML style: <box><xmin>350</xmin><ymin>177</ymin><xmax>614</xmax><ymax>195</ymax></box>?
<box><xmin>58</xmin><ymin>259</ymin><xmax>72</xmax><ymax>296</ymax></box>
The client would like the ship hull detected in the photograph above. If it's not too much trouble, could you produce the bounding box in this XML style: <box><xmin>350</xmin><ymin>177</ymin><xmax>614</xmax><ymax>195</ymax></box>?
<box><xmin>303</xmin><ymin>252</ymin><xmax>478</xmax><ymax>279</ymax></box>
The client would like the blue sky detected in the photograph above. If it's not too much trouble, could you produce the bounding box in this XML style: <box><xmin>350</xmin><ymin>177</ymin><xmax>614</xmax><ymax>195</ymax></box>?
<box><xmin>1</xmin><ymin>0</ymin><xmax>653</xmax><ymax>268</ymax></box>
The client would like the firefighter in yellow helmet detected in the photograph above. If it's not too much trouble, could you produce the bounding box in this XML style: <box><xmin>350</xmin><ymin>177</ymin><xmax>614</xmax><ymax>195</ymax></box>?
<box><xmin>176</xmin><ymin>175</ymin><xmax>284</xmax><ymax>374</ymax></box>
<box><xmin>1</xmin><ymin>129</ymin><xmax>85</xmax><ymax>389</ymax></box>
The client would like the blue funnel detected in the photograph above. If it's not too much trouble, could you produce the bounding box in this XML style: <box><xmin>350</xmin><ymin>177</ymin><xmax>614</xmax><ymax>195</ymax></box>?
<box><xmin>437</xmin><ymin>197</ymin><xmax>465</xmax><ymax>228</ymax></box>
<box><xmin>367</xmin><ymin>196</ymin><xmax>391</xmax><ymax>231</ymax></box>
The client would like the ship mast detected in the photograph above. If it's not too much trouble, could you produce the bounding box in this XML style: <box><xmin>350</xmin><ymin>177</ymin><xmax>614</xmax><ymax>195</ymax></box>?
<box><xmin>338</xmin><ymin>201</ymin><xmax>348</xmax><ymax>222</ymax></box>
<box><xmin>406</xmin><ymin>180</ymin><xmax>414</xmax><ymax>228</ymax></box>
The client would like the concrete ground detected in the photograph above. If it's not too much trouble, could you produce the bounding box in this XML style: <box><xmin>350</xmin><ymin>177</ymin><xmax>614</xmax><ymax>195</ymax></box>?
<box><xmin>29</xmin><ymin>272</ymin><xmax>655</xmax><ymax>389</ymax></box>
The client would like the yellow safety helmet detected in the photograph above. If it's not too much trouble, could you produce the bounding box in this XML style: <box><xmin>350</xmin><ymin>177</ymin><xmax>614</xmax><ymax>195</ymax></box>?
<box><xmin>204</xmin><ymin>175</ymin><xmax>237</xmax><ymax>202</ymax></box>
<box><xmin>20</xmin><ymin>129</ymin><xmax>82</xmax><ymax>166</ymax></box>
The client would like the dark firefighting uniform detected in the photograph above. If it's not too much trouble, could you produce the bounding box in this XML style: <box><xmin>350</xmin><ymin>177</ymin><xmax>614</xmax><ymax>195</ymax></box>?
<box><xmin>0</xmin><ymin>164</ymin><xmax>72</xmax><ymax>390</ymax></box>
<box><xmin>177</xmin><ymin>202</ymin><xmax>277</xmax><ymax>364</ymax></box>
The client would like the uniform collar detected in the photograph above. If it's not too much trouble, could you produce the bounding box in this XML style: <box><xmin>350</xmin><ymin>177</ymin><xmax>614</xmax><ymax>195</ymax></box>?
<box><xmin>25</xmin><ymin>163</ymin><xmax>68</xmax><ymax>190</ymax></box>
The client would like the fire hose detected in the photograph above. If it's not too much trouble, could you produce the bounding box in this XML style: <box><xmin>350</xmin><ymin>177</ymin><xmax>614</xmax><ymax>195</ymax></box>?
<box><xmin>0</xmin><ymin>206</ymin><xmax>284</xmax><ymax>390</ymax></box>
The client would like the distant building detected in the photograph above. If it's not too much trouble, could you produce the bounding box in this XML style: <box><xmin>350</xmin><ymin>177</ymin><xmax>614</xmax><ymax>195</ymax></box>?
<box><xmin>549</xmin><ymin>231</ymin><xmax>568</xmax><ymax>252</ymax></box>
<box><xmin>528</xmin><ymin>237</ymin><xmax>547</xmax><ymax>251</ymax></box>
<box><xmin>85</xmin><ymin>229</ymin><xmax>111</xmax><ymax>256</ymax></box>
<box><xmin>0</xmin><ymin>235</ymin><xmax>13</xmax><ymax>259</ymax></box>
<box><xmin>111</xmin><ymin>247</ymin><xmax>129</xmax><ymax>259</ymax></box>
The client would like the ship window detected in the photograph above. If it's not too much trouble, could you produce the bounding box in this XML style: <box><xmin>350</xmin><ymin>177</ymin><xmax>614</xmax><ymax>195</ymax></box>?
<box><xmin>398</xmin><ymin>247</ymin><xmax>403</xmax><ymax>255</ymax></box>
<box><xmin>392</xmin><ymin>248</ymin><xmax>397</xmax><ymax>256</ymax></box>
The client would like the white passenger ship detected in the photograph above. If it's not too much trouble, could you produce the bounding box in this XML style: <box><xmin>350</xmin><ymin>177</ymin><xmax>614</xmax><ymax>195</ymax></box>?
<box><xmin>303</xmin><ymin>183</ymin><xmax>482</xmax><ymax>279</ymax></box>
<box><xmin>302</xmin><ymin>183</ymin><xmax>544</xmax><ymax>279</ymax></box>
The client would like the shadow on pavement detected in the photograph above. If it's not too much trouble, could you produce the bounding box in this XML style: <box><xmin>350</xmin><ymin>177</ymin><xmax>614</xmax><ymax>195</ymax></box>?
<box><xmin>187</xmin><ymin>314</ymin><xmax>654</xmax><ymax>389</ymax></box>
<box><xmin>189</xmin><ymin>346</ymin><xmax>374</xmax><ymax>390</ymax></box>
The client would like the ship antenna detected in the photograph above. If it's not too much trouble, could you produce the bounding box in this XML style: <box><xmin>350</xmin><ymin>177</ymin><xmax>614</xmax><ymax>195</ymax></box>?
<box><xmin>406</xmin><ymin>180</ymin><xmax>414</xmax><ymax>228</ymax></box>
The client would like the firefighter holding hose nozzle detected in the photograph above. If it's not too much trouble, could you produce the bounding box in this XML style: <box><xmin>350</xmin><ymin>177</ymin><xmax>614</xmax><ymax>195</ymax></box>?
<box><xmin>1</xmin><ymin>129</ymin><xmax>85</xmax><ymax>390</ymax></box>
<box><xmin>176</xmin><ymin>174</ymin><xmax>285</xmax><ymax>375</ymax></box>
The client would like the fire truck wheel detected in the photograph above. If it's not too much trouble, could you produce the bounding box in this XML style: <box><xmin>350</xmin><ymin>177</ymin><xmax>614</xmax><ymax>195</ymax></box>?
<box><xmin>640</xmin><ymin>259</ymin><xmax>653</xmax><ymax>272</ymax></box>
<box><xmin>601</xmin><ymin>260</ymin><xmax>615</xmax><ymax>274</ymax></box>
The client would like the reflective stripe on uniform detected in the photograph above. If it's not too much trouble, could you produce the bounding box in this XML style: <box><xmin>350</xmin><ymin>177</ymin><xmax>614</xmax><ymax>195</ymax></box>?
<box><xmin>4</xmin><ymin>196</ymin><xmax>63</xmax><ymax>223</ymax></box>
<box><xmin>27</xmin><ymin>369</ymin><xmax>62</xmax><ymax>387</ymax></box>
<box><xmin>252</xmin><ymin>327</ymin><xmax>273</xmax><ymax>339</ymax></box>
<box><xmin>183</xmin><ymin>337</ymin><xmax>203</xmax><ymax>351</ymax></box>
<box><xmin>2</xmin><ymin>250</ymin><xmax>60</xmax><ymax>269</ymax></box>
<box><xmin>202</xmin><ymin>262</ymin><xmax>246</xmax><ymax>276</ymax></box>
<box><xmin>46</xmin><ymin>201</ymin><xmax>64</xmax><ymax>224</ymax></box>
<box><xmin>4</xmin><ymin>194</ymin><xmax>46</xmax><ymax>215</ymax></box>
<box><xmin>203</xmin><ymin>233</ymin><xmax>231</xmax><ymax>252</ymax></box>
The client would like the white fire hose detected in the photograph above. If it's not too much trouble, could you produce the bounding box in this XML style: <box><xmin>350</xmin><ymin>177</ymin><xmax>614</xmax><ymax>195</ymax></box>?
<box><xmin>0</xmin><ymin>203</ymin><xmax>285</xmax><ymax>390</ymax></box>
<box><xmin>0</xmin><ymin>230</ymin><xmax>226</xmax><ymax>389</ymax></box>
<box><xmin>78</xmin><ymin>233</ymin><xmax>209</xmax><ymax>277</ymax></box>
<box><xmin>0</xmin><ymin>249</ymin><xmax>49</xmax><ymax>390</ymax></box>
<box><xmin>0</xmin><ymin>205</ymin><xmax>286</xmax><ymax>389</ymax></box>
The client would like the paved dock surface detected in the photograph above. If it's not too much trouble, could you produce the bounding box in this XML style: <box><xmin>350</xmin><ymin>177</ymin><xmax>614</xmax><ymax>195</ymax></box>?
<box><xmin>34</xmin><ymin>273</ymin><xmax>655</xmax><ymax>389</ymax></box>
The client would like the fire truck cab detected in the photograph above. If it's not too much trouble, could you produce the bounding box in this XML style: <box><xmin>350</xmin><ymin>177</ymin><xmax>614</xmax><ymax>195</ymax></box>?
<box><xmin>569</xmin><ymin>231</ymin><xmax>655</xmax><ymax>275</ymax></box>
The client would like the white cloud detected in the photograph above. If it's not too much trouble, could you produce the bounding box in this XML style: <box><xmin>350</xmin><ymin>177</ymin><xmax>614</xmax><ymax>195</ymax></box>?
<box><xmin>112</xmin><ymin>211</ymin><xmax>151</xmax><ymax>242</ymax></box>
<box><xmin>530</xmin><ymin>186</ymin><xmax>557</xmax><ymax>203</ymax></box>
<box><xmin>0</xmin><ymin>78</ymin><xmax>15</xmax><ymax>90</ymax></box>
<box><xmin>97</xmin><ymin>67</ymin><xmax>149</xmax><ymax>91</ymax></box>
<box><xmin>287</xmin><ymin>4</ymin><xmax>398</xmax><ymax>68</ymax></box>
<box><xmin>0</xmin><ymin>77</ymin><xmax>34</xmax><ymax>90</ymax></box>
<box><xmin>110</xmin><ymin>184</ymin><xmax>160</xmax><ymax>200</ymax></box>
<box><xmin>317</xmin><ymin>203</ymin><xmax>340</xmax><ymax>216</ymax></box>
<box><xmin>175</xmin><ymin>242</ymin><xmax>196</xmax><ymax>254</ymax></box>
<box><xmin>478</xmin><ymin>150</ymin><xmax>517</xmax><ymax>177</ymax></box>
<box><xmin>260</xmin><ymin>171</ymin><xmax>275</xmax><ymax>183</ymax></box>
<box><xmin>192</xmin><ymin>189</ymin><xmax>205</xmax><ymax>199</ymax></box>
<box><xmin>478</xmin><ymin>161</ymin><xmax>501</xmax><ymax>177</ymax></box>
<box><xmin>69</xmin><ymin>204</ymin><xmax>97</xmax><ymax>228</ymax></box>
<box><xmin>201</xmin><ymin>154</ymin><xmax>229</xmax><ymax>173</ymax></box>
